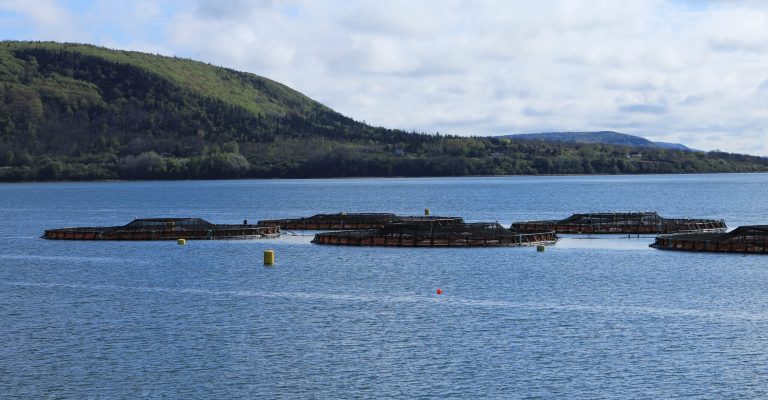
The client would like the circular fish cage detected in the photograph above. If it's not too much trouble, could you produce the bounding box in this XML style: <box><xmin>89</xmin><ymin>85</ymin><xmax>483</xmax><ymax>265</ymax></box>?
<box><xmin>43</xmin><ymin>218</ymin><xmax>280</xmax><ymax>240</ymax></box>
<box><xmin>259</xmin><ymin>212</ymin><xmax>464</xmax><ymax>230</ymax></box>
<box><xmin>512</xmin><ymin>212</ymin><xmax>726</xmax><ymax>234</ymax></box>
<box><xmin>651</xmin><ymin>225</ymin><xmax>768</xmax><ymax>254</ymax></box>
<box><xmin>312</xmin><ymin>221</ymin><xmax>557</xmax><ymax>247</ymax></box>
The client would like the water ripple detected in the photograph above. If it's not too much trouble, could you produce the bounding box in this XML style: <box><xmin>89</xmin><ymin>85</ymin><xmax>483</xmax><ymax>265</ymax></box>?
<box><xmin>5</xmin><ymin>280</ymin><xmax>768</xmax><ymax>323</ymax></box>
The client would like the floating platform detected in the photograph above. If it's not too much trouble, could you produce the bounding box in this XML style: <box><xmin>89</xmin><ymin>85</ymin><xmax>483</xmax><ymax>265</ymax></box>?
<box><xmin>651</xmin><ymin>225</ymin><xmax>768</xmax><ymax>254</ymax></box>
<box><xmin>43</xmin><ymin>218</ymin><xmax>280</xmax><ymax>240</ymax></box>
<box><xmin>259</xmin><ymin>212</ymin><xmax>464</xmax><ymax>230</ymax></box>
<box><xmin>511</xmin><ymin>212</ymin><xmax>726</xmax><ymax>234</ymax></box>
<box><xmin>312</xmin><ymin>221</ymin><xmax>557</xmax><ymax>247</ymax></box>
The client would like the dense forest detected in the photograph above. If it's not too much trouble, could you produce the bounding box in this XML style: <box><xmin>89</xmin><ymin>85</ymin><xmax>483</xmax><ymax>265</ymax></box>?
<box><xmin>505</xmin><ymin>131</ymin><xmax>692</xmax><ymax>150</ymax></box>
<box><xmin>1</xmin><ymin>41</ymin><xmax>767</xmax><ymax>181</ymax></box>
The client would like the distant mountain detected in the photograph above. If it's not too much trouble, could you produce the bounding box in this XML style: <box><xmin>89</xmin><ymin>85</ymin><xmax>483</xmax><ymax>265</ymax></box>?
<box><xmin>503</xmin><ymin>131</ymin><xmax>694</xmax><ymax>151</ymax></box>
<box><xmin>0</xmin><ymin>41</ymin><xmax>766</xmax><ymax>181</ymax></box>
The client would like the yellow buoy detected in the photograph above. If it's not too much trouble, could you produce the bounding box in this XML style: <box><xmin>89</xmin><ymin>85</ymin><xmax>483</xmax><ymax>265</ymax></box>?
<box><xmin>425</xmin><ymin>208</ymin><xmax>430</xmax><ymax>216</ymax></box>
<box><xmin>264</xmin><ymin>249</ymin><xmax>275</xmax><ymax>265</ymax></box>
<box><xmin>536</xmin><ymin>245</ymin><xmax>545</xmax><ymax>252</ymax></box>
<box><xmin>177</xmin><ymin>238</ymin><xmax>186</xmax><ymax>245</ymax></box>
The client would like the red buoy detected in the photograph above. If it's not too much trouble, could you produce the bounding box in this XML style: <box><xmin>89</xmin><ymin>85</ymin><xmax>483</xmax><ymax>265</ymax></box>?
<box><xmin>436</xmin><ymin>288</ymin><xmax>443</xmax><ymax>295</ymax></box>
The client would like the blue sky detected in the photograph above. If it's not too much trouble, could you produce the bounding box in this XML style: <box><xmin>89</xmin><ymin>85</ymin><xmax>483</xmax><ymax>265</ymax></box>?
<box><xmin>1</xmin><ymin>0</ymin><xmax>767</xmax><ymax>155</ymax></box>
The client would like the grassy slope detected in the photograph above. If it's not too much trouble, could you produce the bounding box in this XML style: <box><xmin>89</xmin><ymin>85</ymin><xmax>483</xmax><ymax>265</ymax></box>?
<box><xmin>0</xmin><ymin>41</ymin><xmax>323</xmax><ymax>117</ymax></box>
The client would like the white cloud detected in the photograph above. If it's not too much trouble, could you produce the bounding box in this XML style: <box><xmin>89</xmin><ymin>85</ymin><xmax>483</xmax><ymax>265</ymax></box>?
<box><xmin>0</xmin><ymin>0</ymin><xmax>83</xmax><ymax>40</ymax></box>
<box><xmin>1</xmin><ymin>0</ymin><xmax>768</xmax><ymax>155</ymax></box>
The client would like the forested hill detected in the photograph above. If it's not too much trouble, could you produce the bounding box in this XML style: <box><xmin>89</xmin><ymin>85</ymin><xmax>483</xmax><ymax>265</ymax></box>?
<box><xmin>504</xmin><ymin>131</ymin><xmax>693</xmax><ymax>151</ymax></box>
<box><xmin>1</xmin><ymin>41</ymin><xmax>766</xmax><ymax>181</ymax></box>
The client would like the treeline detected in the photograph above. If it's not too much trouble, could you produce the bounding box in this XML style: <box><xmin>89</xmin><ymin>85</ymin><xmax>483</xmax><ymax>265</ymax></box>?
<box><xmin>2</xmin><ymin>140</ymin><xmax>766</xmax><ymax>181</ymax></box>
<box><xmin>0</xmin><ymin>41</ymin><xmax>767</xmax><ymax>181</ymax></box>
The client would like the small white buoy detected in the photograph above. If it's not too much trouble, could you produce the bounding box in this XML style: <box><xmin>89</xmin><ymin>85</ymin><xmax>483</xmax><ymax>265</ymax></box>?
<box><xmin>177</xmin><ymin>238</ymin><xmax>186</xmax><ymax>246</ymax></box>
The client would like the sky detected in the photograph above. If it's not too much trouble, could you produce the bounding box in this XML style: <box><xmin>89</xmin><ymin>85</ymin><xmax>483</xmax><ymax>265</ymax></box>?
<box><xmin>1</xmin><ymin>0</ymin><xmax>767</xmax><ymax>156</ymax></box>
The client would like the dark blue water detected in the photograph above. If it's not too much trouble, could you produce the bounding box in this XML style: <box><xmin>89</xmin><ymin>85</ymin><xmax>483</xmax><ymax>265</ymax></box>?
<box><xmin>2</xmin><ymin>174</ymin><xmax>768</xmax><ymax>398</ymax></box>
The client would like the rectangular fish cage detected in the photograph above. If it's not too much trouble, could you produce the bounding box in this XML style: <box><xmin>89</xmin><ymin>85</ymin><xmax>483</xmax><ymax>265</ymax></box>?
<box><xmin>43</xmin><ymin>218</ymin><xmax>280</xmax><ymax>240</ymax></box>
<box><xmin>312</xmin><ymin>221</ymin><xmax>557</xmax><ymax>247</ymax></box>
<box><xmin>511</xmin><ymin>212</ymin><xmax>726</xmax><ymax>234</ymax></box>
<box><xmin>259</xmin><ymin>212</ymin><xmax>464</xmax><ymax>230</ymax></box>
<box><xmin>651</xmin><ymin>225</ymin><xmax>768</xmax><ymax>254</ymax></box>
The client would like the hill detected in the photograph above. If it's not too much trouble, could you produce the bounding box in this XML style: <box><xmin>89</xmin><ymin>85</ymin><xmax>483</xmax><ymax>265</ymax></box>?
<box><xmin>504</xmin><ymin>131</ymin><xmax>694</xmax><ymax>151</ymax></box>
<box><xmin>0</xmin><ymin>41</ymin><xmax>766</xmax><ymax>180</ymax></box>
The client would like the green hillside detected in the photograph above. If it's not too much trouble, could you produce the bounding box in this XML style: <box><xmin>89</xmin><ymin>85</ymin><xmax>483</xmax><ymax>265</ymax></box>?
<box><xmin>1</xmin><ymin>41</ymin><xmax>321</xmax><ymax>116</ymax></box>
<box><xmin>0</xmin><ymin>41</ymin><xmax>766</xmax><ymax>181</ymax></box>
<box><xmin>505</xmin><ymin>131</ymin><xmax>695</xmax><ymax>151</ymax></box>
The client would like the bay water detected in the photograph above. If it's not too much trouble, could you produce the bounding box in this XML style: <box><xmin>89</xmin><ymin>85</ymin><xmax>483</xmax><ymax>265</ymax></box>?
<box><xmin>2</xmin><ymin>174</ymin><xmax>768</xmax><ymax>398</ymax></box>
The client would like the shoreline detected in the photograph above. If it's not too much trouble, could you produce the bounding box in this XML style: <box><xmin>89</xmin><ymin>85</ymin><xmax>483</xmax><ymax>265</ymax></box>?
<box><xmin>1</xmin><ymin>170</ymin><xmax>767</xmax><ymax>184</ymax></box>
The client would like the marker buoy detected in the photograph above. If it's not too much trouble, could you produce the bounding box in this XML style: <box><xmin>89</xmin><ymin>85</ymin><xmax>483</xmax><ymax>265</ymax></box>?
<box><xmin>177</xmin><ymin>238</ymin><xmax>186</xmax><ymax>245</ymax></box>
<box><xmin>264</xmin><ymin>249</ymin><xmax>275</xmax><ymax>265</ymax></box>
<box><xmin>436</xmin><ymin>288</ymin><xmax>443</xmax><ymax>295</ymax></box>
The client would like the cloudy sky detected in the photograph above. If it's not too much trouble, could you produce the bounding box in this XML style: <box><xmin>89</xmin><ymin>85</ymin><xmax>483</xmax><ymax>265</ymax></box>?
<box><xmin>1</xmin><ymin>0</ymin><xmax>767</xmax><ymax>155</ymax></box>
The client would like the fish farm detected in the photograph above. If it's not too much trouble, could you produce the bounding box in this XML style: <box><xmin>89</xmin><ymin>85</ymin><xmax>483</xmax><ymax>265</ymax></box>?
<box><xmin>511</xmin><ymin>212</ymin><xmax>726</xmax><ymax>234</ymax></box>
<box><xmin>312</xmin><ymin>221</ymin><xmax>557</xmax><ymax>247</ymax></box>
<box><xmin>43</xmin><ymin>218</ymin><xmax>280</xmax><ymax>240</ymax></box>
<box><xmin>650</xmin><ymin>225</ymin><xmax>768</xmax><ymax>254</ymax></box>
<box><xmin>259</xmin><ymin>212</ymin><xmax>464</xmax><ymax>230</ymax></box>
